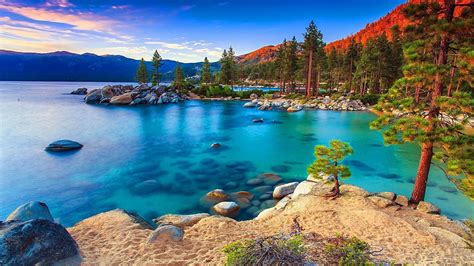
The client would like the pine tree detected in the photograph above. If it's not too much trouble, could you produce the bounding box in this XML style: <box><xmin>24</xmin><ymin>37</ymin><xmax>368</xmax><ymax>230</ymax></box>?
<box><xmin>135</xmin><ymin>58</ymin><xmax>148</xmax><ymax>84</ymax></box>
<box><xmin>275</xmin><ymin>40</ymin><xmax>287</xmax><ymax>94</ymax></box>
<box><xmin>286</xmin><ymin>37</ymin><xmax>299</xmax><ymax>91</ymax></box>
<box><xmin>343</xmin><ymin>39</ymin><xmax>361</xmax><ymax>93</ymax></box>
<box><xmin>370</xmin><ymin>0</ymin><xmax>473</xmax><ymax>203</ymax></box>
<box><xmin>219</xmin><ymin>49</ymin><xmax>230</xmax><ymax>85</ymax></box>
<box><xmin>227</xmin><ymin>47</ymin><xmax>237</xmax><ymax>87</ymax></box>
<box><xmin>151</xmin><ymin>50</ymin><xmax>162</xmax><ymax>86</ymax></box>
<box><xmin>201</xmin><ymin>57</ymin><xmax>211</xmax><ymax>84</ymax></box>
<box><xmin>173</xmin><ymin>64</ymin><xmax>184</xmax><ymax>89</ymax></box>
<box><xmin>307</xmin><ymin>140</ymin><xmax>353</xmax><ymax>198</ymax></box>
<box><xmin>302</xmin><ymin>20</ymin><xmax>324</xmax><ymax>97</ymax></box>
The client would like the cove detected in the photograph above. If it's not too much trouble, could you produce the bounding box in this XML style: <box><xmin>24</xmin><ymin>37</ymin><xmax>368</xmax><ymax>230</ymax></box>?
<box><xmin>0</xmin><ymin>81</ymin><xmax>472</xmax><ymax>226</ymax></box>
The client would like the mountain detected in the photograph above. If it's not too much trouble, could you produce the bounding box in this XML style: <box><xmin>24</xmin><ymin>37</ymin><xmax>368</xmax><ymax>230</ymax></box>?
<box><xmin>236</xmin><ymin>45</ymin><xmax>281</xmax><ymax>65</ymax></box>
<box><xmin>0</xmin><ymin>50</ymin><xmax>219</xmax><ymax>82</ymax></box>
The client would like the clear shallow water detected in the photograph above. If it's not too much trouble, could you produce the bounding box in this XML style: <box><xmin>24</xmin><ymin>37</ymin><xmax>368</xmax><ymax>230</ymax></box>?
<box><xmin>0</xmin><ymin>81</ymin><xmax>472</xmax><ymax>226</ymax></box>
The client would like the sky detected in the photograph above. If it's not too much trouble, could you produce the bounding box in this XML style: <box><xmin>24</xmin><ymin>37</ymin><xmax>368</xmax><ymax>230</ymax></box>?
<box><xmin>0</xmin><ymin>0</ymin><xmax>405</xmax><ymax>62</ymax></box>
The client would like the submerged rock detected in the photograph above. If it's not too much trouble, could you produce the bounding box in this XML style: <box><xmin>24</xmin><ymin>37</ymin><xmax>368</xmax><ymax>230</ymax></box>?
<box><xmin>243</xmin><ymin>102</ymin><xmax>257</xmax><ymax>108</ymax></box>
<box><xmin>0</xmin><ymin>219</ymin><xmax>80</xmax><ymax>265</ymax></box>
<box><xmin>200</xmin><ymin>189</ymin><xmax>230</xmax><ymax>207</ymax></box>
<box><xmin>260</xmin><ymin>173</ymin><xmax>283</xmax><ymax>185</ymax></box>
<box><xmin>6</xmin><ymin>201</ymin><xmax>53</xmax><ymax>222</ymax></box>
<box><xmin>153</xmin><ymin>213</ymin><xmax>210</xmax><ymax>228</ymax></box>
<box><xmin>210</xmin><ymin>143</ymin><xmax>221</xmax><ymax>149</ymax></box>
<box><xmin>252</xmin><ymin>118</ymin><xmax>264</xmax><ymax>123</ymax></box>
<box><xmin>45</xmin><ymin>139</ymin><xmax>83</xmax><ymax>152</ymax></box>
<box><xmin>70</xmin><ymin>88</ymin><xmax>87</xmax><ymax>95</ymax></box>
<box><xmin>212</xmin><ymin>201</ymin><xmax>240</xmax><ymax>217</ymax></box>
<box><xmin>272</xmin><ymin>182</ymin><xmax>299</xmax><ymax>199</ymax></box>
<box><xmin>147</xmin><ymin>225</ymin><xmax>184</xmax><ymax>243</ymax></box>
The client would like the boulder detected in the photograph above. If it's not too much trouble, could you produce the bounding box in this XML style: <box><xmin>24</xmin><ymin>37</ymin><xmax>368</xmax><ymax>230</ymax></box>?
<box><xmin>153</xmin><ymin>213</ymin><xmax>210</xmax><ymax>228</ymax></box>
<box><xmin>249</xmin><ymin>93</ymin><xmax>258</xmax><ymax>100</ymax></box>
<box><xmin>45</xmin><ymin>139</ymin><xmax>83</xmax><ymax>152</ymax></box>
<box><xmin>158</xmin><ymin>92</ymin><xmax>181</xmax><ymax>104</ymax></box>
<box><xmin>287</xmin><ymin>105</ymin><xmax>303</xmax><ymax>112</ymax></box>
<box><xmin>260</xmin><ymin>173</ymin><xmax>282</xmax><ymax>185</ymax></box>
<box><xmin>135</xmin><ymin>83</ymin><xmax>150</xmax><ymax>91</ymax></box>
<box><xmin>131</xmin><ymin>180</ymin><xmax>161</xmax><ymax>195</ymax></box>
<box><xmin>84</xmin><ymin>89</ymin><xmax>102</xmax><ymax>103</ymax></box>
<box><xmin>252</xmin><ymin>118</ymin><xmax>264</xmax><ymax>123</ymax></box>
<box><xmin>70</xmin><ymin>88</ymin><xmax>87</xmax><ymax>95</ymax></box>
<box><xmin>110</xmin><ymin>93</ymin><xmax>133</xmax><ymax>105</ymax></box>
<box><xmin>212</xmin><ymin>201</ymin><xmax>240</xmax><ymax>217</ymax></box>
<box><xmin>210</xmin><ymin>143</ymin><xmax>221</xmax><ymax>149</ymax></box>
<box><xmin>6</xmin><ymin>201</ymin><xmax>53</xmax><ymax>222</ymax></box>
<box><xmin>259</xmin><ymin>193</ymin><xmax>272</xmax><ymax>200</ymax></box>
<box><xmin>368</xmin><ymin>195</ymin><xmax>395</xmax><ymax>208</ymax></box>
<box><xmin>243</xmin><ymin>102</ymin><xmax>256</xmax><ymax>108</ymax></box>
<box><xmin>200</xmin><ymin>189</ymin><xmax>230</xmax><ymax>207</ymax></box>
<box><xmin>0</xmin><ymin>219</ymin><xmax>80</xmax><ymax>265</ymax></box>
<box><xmin>102</xmin><ymin>85</ymin><xmax>127</xmax><ymax>99</ymax></box>
<box><xmin>416</xmin><ymin>201</ymin><xmax>441</xmax><ymax>214</ymax></box>
<box><xmin>246</xmin><ymin>178</ymin><xmax>263</xmax><ymax>186</ymax></box>
<box><xmin>272</xmin><ymin>182</ymin><xmax>299</xmax><ymax>199</ymax></box>
<box><xmin>231</xmin><ymin>191</ymin><xmax>254</xmax><ymax>200</ymax></box>
<box><xmin>151</xmin><ymin>85</ymin><xmax>167</xmax><ymax>94</ymax></box>
<box><xmin>235</xmin><ymin>197</ymin><xmax>251</xmax><ymax>209</ymax></box>
<box><xmin>395</xmin><ymin>195</ymin><xmax>409</xmax><ymax>206</ymax></box>
<box><xmin>131</xmin><ymin>97</ymin><xmax>147</xmax><ymax>105</ymax></box>
<box><xmin>376</xmin><ymin>192</ymin><xmax>397</xmax><ymax>201</ymax></box>
<box><xmin>293</xmin><ymin>181</ymin><xmax>318</xmax><ymax>198</ymax></box>
<box><xmin>147</xmin><ymin>225</ymin><xmax>184</xmax><ymax>243</ymax></box>
<box><xmin>250</xmin><ymin>185</ymin><xmax>273</xmax><ymax>195</ymax></box>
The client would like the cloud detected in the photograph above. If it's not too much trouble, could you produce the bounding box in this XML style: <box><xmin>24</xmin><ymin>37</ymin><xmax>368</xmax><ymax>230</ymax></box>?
<box><xmin>194</xmin><ymin>48</ymin><xmax>221</xmax><ymax>57</ymax></box>
<box><xmin>44</xmin><ymin>0</ymin><xmax>74</xmax><ymax>8</ymax></box>
<box><xmin>144</xmin><ymin>41</ymin><xmax>193</xmax><ymax>50</ymax></box>
<box><xmin>0</xmin><ymin>1</ymin><xmax>117</xmax><ymax>33</ymax></box>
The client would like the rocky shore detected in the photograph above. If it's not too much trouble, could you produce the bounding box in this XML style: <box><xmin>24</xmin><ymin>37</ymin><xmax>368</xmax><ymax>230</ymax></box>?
<box><xmin>2</xmin><ymin>178</ymin><xmax>473</xmax><ymax>264</ymax></box>
<box><xmin>244</xmin><ymin>94</ymin><xmax>369</xmax><ymax>112</ymax></box>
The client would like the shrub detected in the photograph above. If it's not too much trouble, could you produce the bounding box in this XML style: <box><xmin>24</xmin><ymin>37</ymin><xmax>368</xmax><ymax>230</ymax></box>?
<box><xmin>283</xmin><ymin>93</ymin><xmax>305</xmax><ymax>100</ymax></box>
<box><xmin>235</xmin><ymin>89</ymin><xmax>265</xmax><ymax>99</ymax></box>
<box><xmin>324</xmin><ymin>235</ymin><xmax>371</xmax><ymax>265</ymax></box>
<box><xmin>222</xmin><ymin>234</ymin><xmax>306</xmax><ymax>266</ymax></box>
<box><xmin>352</xmin><ymin>93</ymin><xmax>380</xmax><ymax>105</ymax></box>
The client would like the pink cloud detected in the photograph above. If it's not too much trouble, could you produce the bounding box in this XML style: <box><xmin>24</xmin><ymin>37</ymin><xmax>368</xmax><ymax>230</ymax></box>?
<box><xmin>44</xmin><ymin>0</ymin><xmax>74</xmax><ymax>8</ymax></box>
<box><xmin>0</xmin><ymin>1</ymin><xmax>116</xmax><ymax>33</ymax></box>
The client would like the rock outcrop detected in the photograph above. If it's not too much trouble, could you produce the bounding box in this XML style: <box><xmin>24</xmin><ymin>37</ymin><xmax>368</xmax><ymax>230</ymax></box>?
<box><xmin>248</xmin><ymin>95</ymin><xmax>369</xmax><ymax>112</ymax></box>
<box><xmin>84</xmin><ymin>84</ymin><xmax>185</xmax><ymax>106</ymax></box>
<box><xmin>70</xmin><ymin>88</ymin><xmax>87</xmax><ymax>95</ymax></box>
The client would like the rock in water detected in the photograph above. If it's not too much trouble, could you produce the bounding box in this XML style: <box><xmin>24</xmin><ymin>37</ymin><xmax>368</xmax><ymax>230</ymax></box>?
<box><xmin>272</xmin><ymin>182</ymin><xmax>299</xmax><ymax>199</ymax></box>
<box><xmin>70</xmin><ymin>88</ymin><xmax>87</xmax><ymax>95</ymax></box>
<box><xmin>6</xmin><ymin>201</ymin><xmax>53</xmax><ymax>222</ymax></box>
<box><xmin>0</xmin><ymin>219</ymin><xmax>80</xmax><ymax>265</ymax></box>
<box><xmin>158</xmin><ymin>92</ymin><xmax>181</xmax><ymax>104</ymax></box>
<box><xmin>287</xmin><ymin>105</ymin><xmax>303</xmax><ymax>112</ymax></box>
<box><xmin>110</xmin><ymin>93</ymin><xmax>133</xmax><ymax>105</ymax></box>
<box><xmin>212</xmin><ymin>201</ymin><xmax>240</xmax><ymax>217</ymax></box>
<box><xmin>243</xmin><ymin>102</ymin><xmax>256</xmax><ymax>108</ymax></box>
<box><xmin>252</xmin><ymin>118</ymin><xmax>264</xmax><ymax>123</ymax></box>
<box><xmin>200</xmin><ymin>189</ymin><xmax>230</xmax><ymax>207</ymax></box>
<box><xmin>153</xmin><ymin>213</ymin><xmax>210</xmax><ymax>228</ymax></box>
<box><xmin>45</xmin><ymin>139</ymin><xmax>83</xmax><ymax>152</ymax></box>
<box><xmin>147</xmin><ymin>225</ymin><xmax>184</xmax><ymax>243</ymax></box>
<box><xmin>210</xmin><ymin>143</ymin><xmax>221</xmax><ymax>149</ymax></box>
<box><xmin>84</xmin><ymin>89</ymin><xmax>102</xmax><ymax>104</ymax></box>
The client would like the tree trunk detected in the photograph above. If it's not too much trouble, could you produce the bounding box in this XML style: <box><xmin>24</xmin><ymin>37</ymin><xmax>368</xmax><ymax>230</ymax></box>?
<box><xmin>334</xmin><ymin>175</ymin><xmax>340</xmax><ymax>196</ymax></box>
<box><xmin>315</xmin><ymin>68</ymin><xmax>321</xmax><ymax>97</ymax></box>
<box><xmin>349</xmin><ymin>59</ymin><xmax>354</xmax><ymax>93</ymax></box>
<box><xmin>306</xmin><ymin>50</ymin><xmax>313</xmax><ymax>97</ymax></box>
<box><xmin>410</xmin><ymin>143</ymin><xmax>433</xmax><ymax>203</ymax></box>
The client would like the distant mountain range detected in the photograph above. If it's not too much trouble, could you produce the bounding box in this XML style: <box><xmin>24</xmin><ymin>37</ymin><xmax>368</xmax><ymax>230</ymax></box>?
<box><xmin>0</xmin><ymin>50</ymin><xmax>219</xmax><ymax>82</ymax></box>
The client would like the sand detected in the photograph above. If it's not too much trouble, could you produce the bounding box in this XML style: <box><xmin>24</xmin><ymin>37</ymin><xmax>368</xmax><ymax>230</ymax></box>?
<box><xmin>68</xmin><ymin>183</ymin><xmax>474</xmax><ymax>265</ymax></box>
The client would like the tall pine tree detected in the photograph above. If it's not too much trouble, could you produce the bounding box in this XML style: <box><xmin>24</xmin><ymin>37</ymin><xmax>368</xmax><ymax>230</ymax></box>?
<box><xmin>201</xmin><ymin>57</ymin><xmax>211</xmax><ymax>84</ymax></box>
<box><xmin>371</xmin><ymin>0</ymin><xmax>473</xmax><ymax>203</ymax></box>
<box><xmin>135</xmin><ymin>58</ymin><xmax>148</xmax><ymax>84</ymax></box>
<box><xmin>151</xmin><ymin>50</ymin><xmax>162</xmax><ymax>86</ymax></box>
<box><xmin>302</xmin><ymin>20</ymin><xmax>324</xmax><ymax>97</ymax></box>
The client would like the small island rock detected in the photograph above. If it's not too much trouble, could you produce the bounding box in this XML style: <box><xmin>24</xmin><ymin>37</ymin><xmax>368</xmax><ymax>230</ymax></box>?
<box><xmin>6</xmin><ymin>201</ymin><xmax>53</xmax><ymax>222</ymax></box>
<box><xmin>45</xmin><ymin>139</ymin><xmax>83</xmax><ymax>152</ymax></box>
<box><xmin>70</xmin><ymin>88</ymin><xmax>87</xmax><ymax>95</ymax></box>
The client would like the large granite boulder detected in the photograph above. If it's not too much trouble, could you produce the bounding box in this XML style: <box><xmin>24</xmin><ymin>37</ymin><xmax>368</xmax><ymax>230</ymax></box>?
<box><xmin>153</xmin><ymin>213</ymin><xmax>210</xmax><ymax>228</ymax></box>
<box><xmin>212</xmin><ymin>201</ymin><xmax>240</xmax><ymax>217</ymax></box>
<box><xmin>110</xmin><ymin>93</ymin><xmax>133</xmax><ymax>105</ymax></box>
<box><xmin>84</xmin><ymin>89</ymin><xmax>102</xmax><ymax>104</ymax></box>
<box><xmin>0</xmin><ymin>219</ymin><xmax>80</xmax><ymax>265</ymax></box>
<box><xmin>70</xmin><ymin>88</ymin><xmax>87</xmax><ymax>95</ymax></box>
<box><xmin>147</xmin><ymin>225</ymin><xmax>184</xmax><ymax>243</ymax></box>
<box><xmin>135</xmin><ymin>83</ymin><xmax>150</xmax><ymax>92</ymax></box>
<box><xmin>272</xmin><ymin>182</ymin><xmax>298</xmax><ymax>199</ymax></box>
<box><xmin>6</xmin><ymin>201</ymin><xmax>53</xmax><ymax>222</ymax></box>
<box><xmin>45</xmin><ymin>139</ymin><xmax>83</xmax><ymax>152</ymax></box>
<box><xmin>158</xmin><ymin>92</ymin><xmax>181</xmax><ymax>104</ymax></box>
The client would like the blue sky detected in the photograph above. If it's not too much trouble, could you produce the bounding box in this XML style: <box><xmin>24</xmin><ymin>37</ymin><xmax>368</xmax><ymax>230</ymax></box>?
<box><xmin>0</xmin><ymin>0</ymin><xmax>405</xmax><ymax>62</ymax></box>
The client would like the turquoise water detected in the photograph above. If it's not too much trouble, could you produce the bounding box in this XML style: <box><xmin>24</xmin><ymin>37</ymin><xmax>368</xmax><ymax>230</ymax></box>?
<box><xmin>0</xmin><ymin>81</ymin><xmax>472</xmax><ymax>226</ymax></box>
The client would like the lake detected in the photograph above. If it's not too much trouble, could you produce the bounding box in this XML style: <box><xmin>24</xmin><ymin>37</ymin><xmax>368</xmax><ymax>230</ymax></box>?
<box><xmin>0</xmin><ymin>81</ymin><xmax>472</xmax><ymax>226</ymax></box>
